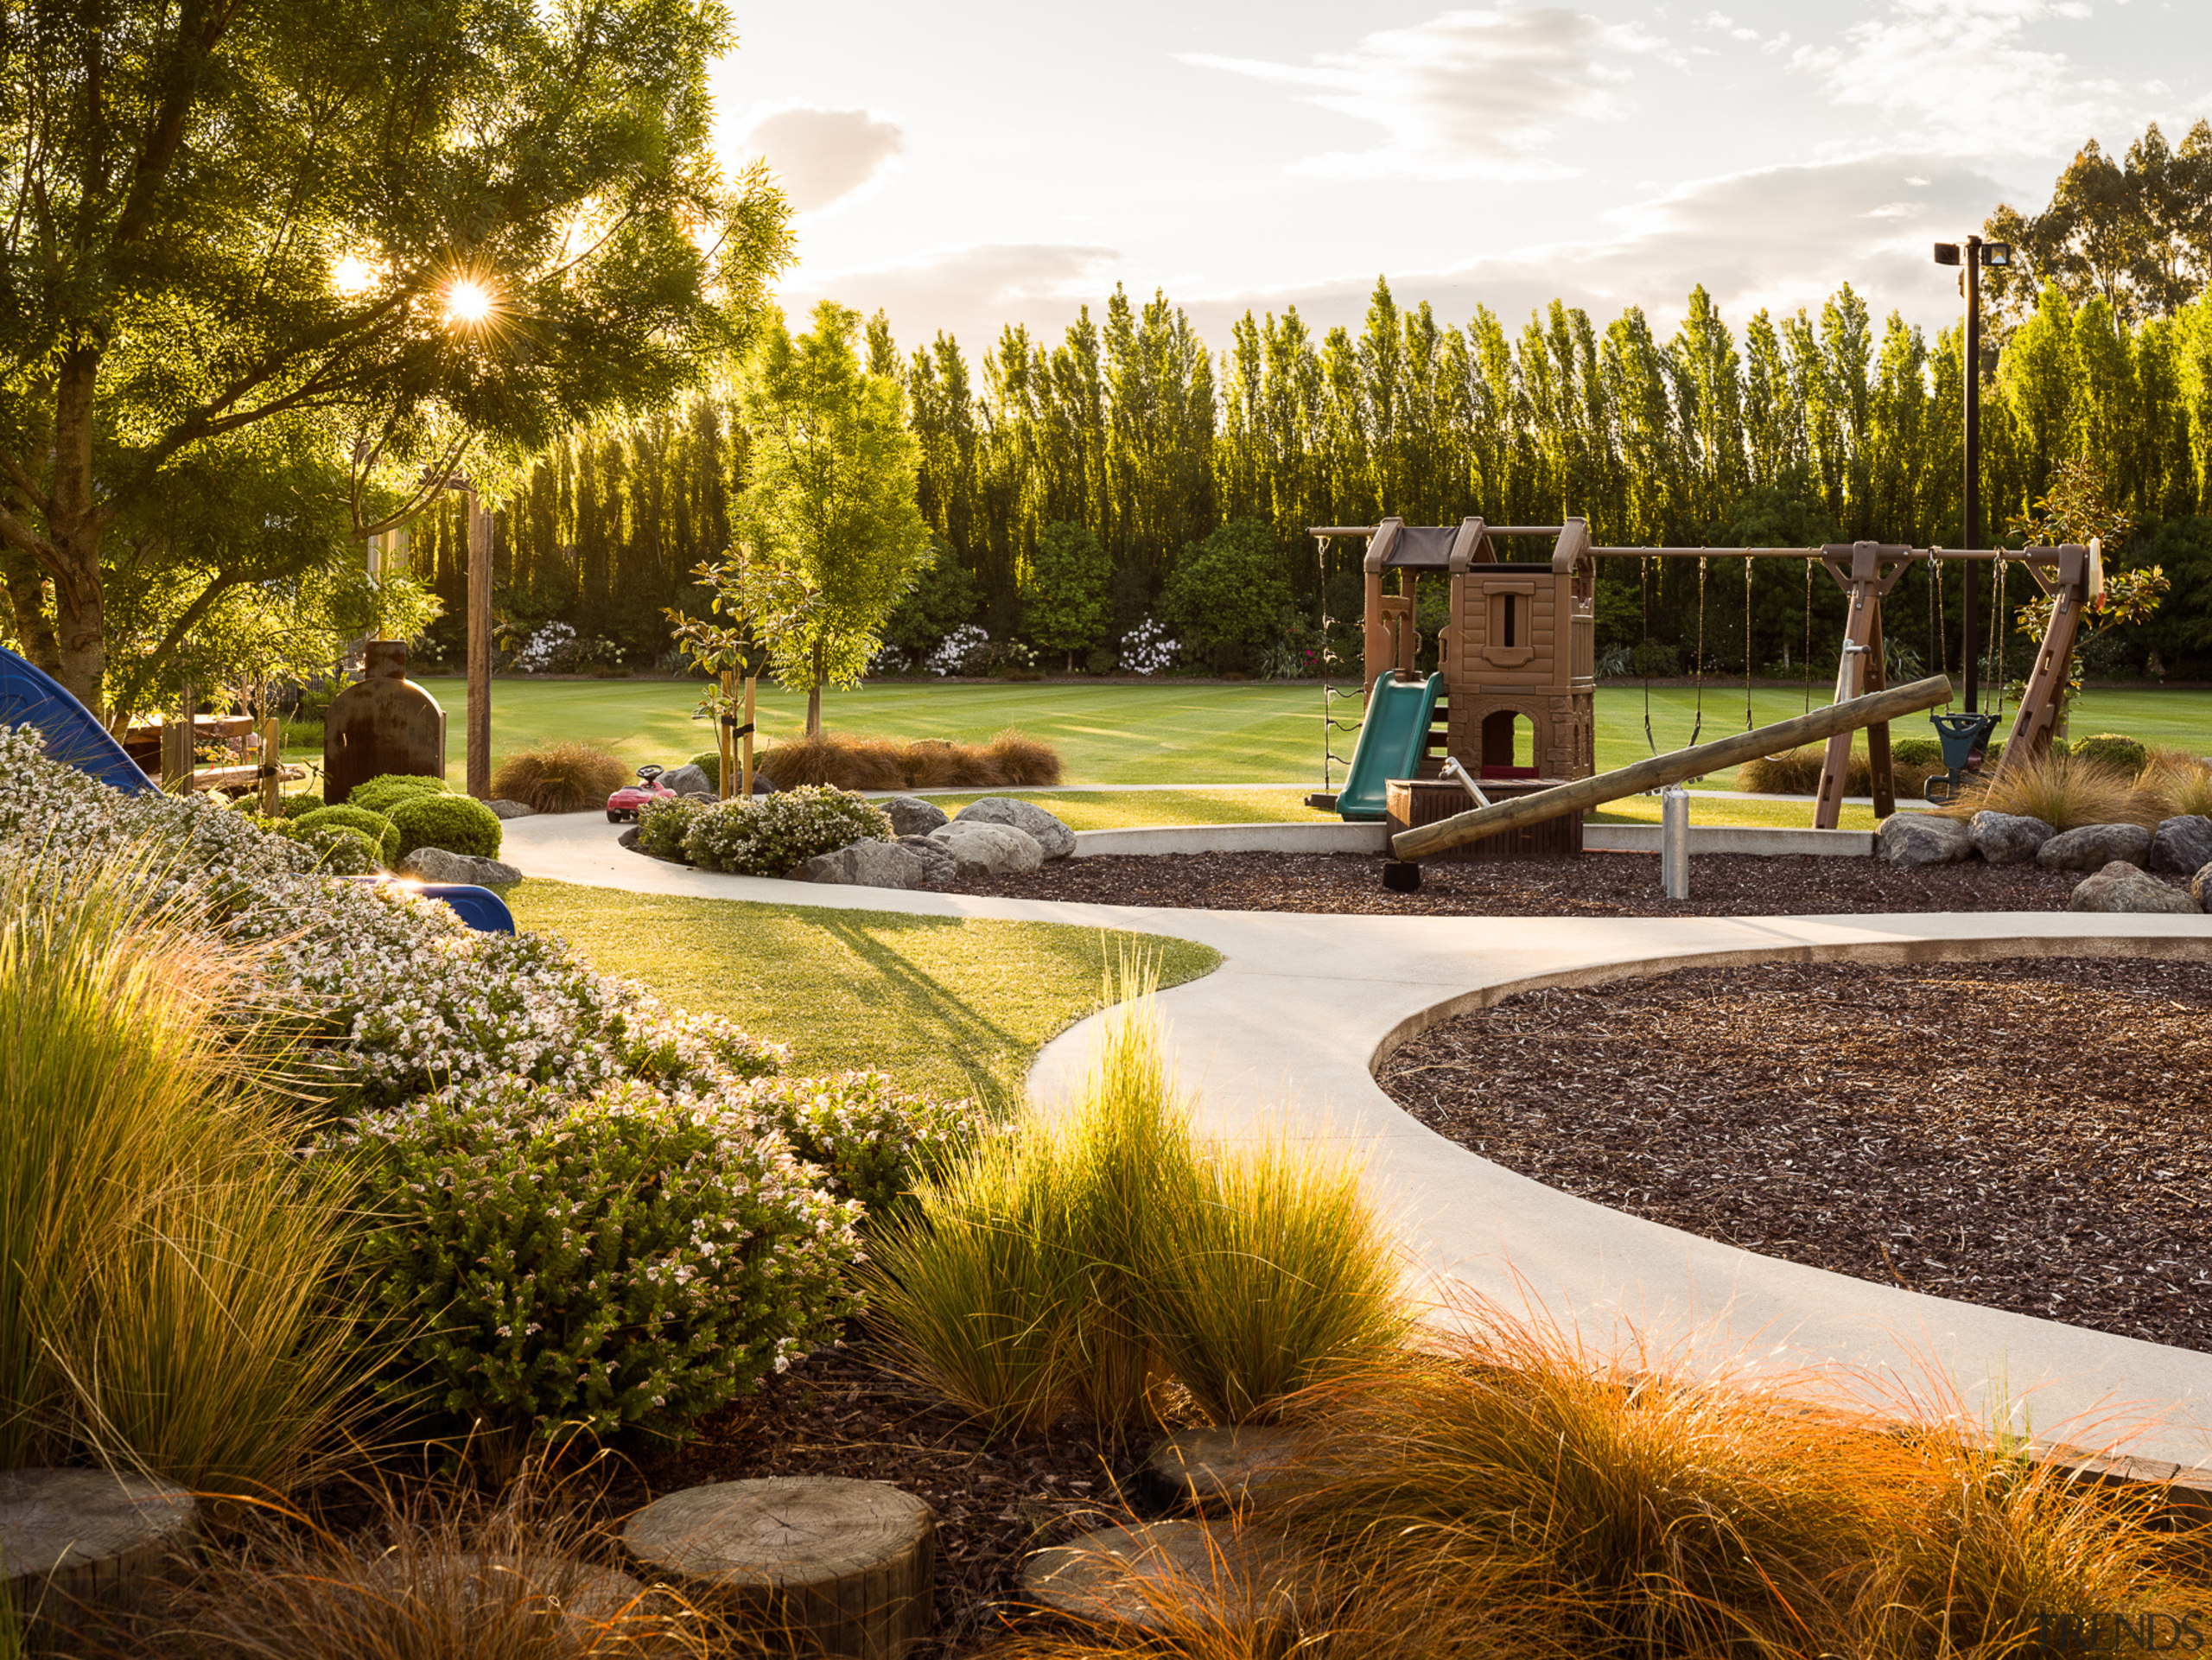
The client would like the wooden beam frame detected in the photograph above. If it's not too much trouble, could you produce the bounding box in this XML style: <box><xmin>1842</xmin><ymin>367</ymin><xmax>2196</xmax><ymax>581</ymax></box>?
<box><xmin>1813</xmin><ymin>544</ymin><xmax>1915</xmax><ymax>829</ymax></box>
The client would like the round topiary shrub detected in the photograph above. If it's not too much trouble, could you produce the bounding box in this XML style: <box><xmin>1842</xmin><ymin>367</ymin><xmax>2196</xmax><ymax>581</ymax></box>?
<box><xmin>336</xmin><ymin>1077</ymin><xmax>861</xmax><ymax>1444</ymax></box>
<box><xmin>1891</xmin><ymin>737</ymin><xmax>1942</xmax><ymax>768</ymax></box>
<box><xmin>350</xmin><ymin>773</ymin><xmax>450</xmax><ymax>817</ymax></box>
<box><xmin>295</xmin><ymin>804</ymin><xmax>398</xmax><ymax>866</ymax></box>
<box><xmin>2070</xmin><ymin>732</ymin><xmax>2147</xmax><ymax>775</ymax></box>
<box><xmin>387</xmin><ymin>792</ymin><xmax>503</xmax><ymax>861</ymax></box>
<box><xmin>682</xmin><ymin>786</ymin><xmax>891</xmax><ymax>877</ymax></box>
<box><xmin>288</xmin><ymin>822</ymin><xmax>382</xmax><ymax>874</ymax></box>
<box><xmin>269</xmin><ymin>792</ymin><xmax>325</xmax><ymax>821</ymax></box>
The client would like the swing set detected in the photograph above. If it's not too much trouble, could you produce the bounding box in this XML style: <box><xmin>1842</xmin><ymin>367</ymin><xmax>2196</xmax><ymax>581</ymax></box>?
<box><xmin>1307</xmin><ymin>516</ymin><xmax>2102</xmax><ymax>847</ymax></box>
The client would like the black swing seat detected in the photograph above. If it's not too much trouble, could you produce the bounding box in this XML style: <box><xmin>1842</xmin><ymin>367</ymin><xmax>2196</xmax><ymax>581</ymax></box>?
<box><xmin>1924</xmin><ymin>711</ymin><xmax>1998</xmax><ymax>804</ymax></box>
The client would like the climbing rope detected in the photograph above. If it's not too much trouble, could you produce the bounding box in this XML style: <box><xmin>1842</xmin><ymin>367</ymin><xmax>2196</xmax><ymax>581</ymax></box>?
<box><xmin>1316</xmin><ymin>536</ymin><xmax>1361</xmax><ymax>788</ymax></box>
<box><xmin>1640</xmin><ymin>553</ymin><xmax>1657</xmax><ymax>753</ymax></box>
<box><xmin>1802</xmin><ymin>556</ymin><xmax>1815</xmax><ymax>715</ymax></box>
<box><xmin>1742</xmin><ymin>556</ymin><xmax>1756</xmax><ymax>731</ymax></box>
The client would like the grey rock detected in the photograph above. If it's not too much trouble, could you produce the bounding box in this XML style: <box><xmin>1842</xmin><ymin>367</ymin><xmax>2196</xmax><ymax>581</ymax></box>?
<box><xmin>2194</xmin><ymin>862</ymin><xmax>2212</xmax><ymax>913</ymax></box>
<box><xmin>483</xmin><ymin>798</ymin><xmax>537</xmax><ymax>819</ymax></box>
<box><xmin>882</xmin><ymin>795</ymin><xmax>950</xmax><ymax>836</ymax></box>
<box><xmin>617</xmin><ymin>826</ymin><xmax>641</xmax><ymax>852</ymax></box>
<box><xmin>2036</xmin><ymin>822</ymin><xmax>2152</xmax><ymax>870</ymax></box>
<box><xmin>1968</xmin><ymin>810</ymin><xmax>2056</xmax><ymax>866</ymax></box>
<box><xmin>2068</xmin><ymin>861</ymin><xmax>2196</xmax><ymax>915</ymax></box>
<box><xmin>2148</xmin><ymin>814</ymin><xmax>2212</xmax><ymax>875</ymax></box>
<box><xmin>398</xmin><ymin>847</ymin><xmax>524</xmax><ymax>887</ymax></box>
<box><xmin>927</xmin><ymin>818</ymin><xmax>1046</xmax><ymax>877</ymax></box>
<box><xmin>957</xmin><ymin>795</ymin><xmax>1077</xmax><ymax>858</ymax></box>
<box><xmin>657</xmin><ymin>763</ymin><xmax>711</xmax><ymax>796</ymax></box>
<box><xmin>895</xmin><ymin>834</ymin><xmax>959</xmax><ymax>889</ymax></box>
<box><xmin>791</xmin><ymin>838</ymin><xmax>928</xmax><ymax>890</ymax></box>
<box><xmin>1877</xmin><ymin>812</ymin><xmax>1973</xmax><ymax>867</ymax></box>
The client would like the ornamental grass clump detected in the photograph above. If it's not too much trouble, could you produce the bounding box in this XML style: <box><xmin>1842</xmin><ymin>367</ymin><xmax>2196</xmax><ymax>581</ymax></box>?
<box><xmin>0</xmin><ymin>844</ymin><xmax>365</xmax><ymax>1492</ymax></box>
<box><xmin>336</xmin><ymin>1075</ymin><xmax>862</xmax><ymax>1452</ymax></box>
<box><xmin>2139</xmin><ymin>749</ymin><xmax>2212</xmax><ymax>820</ymax></box>
<box><xmin>682</xmin><ymin>785</ymin><xmax>890</xmax><ymax>876</ymax></box>
<box><xmin>1734</xmin><ymin>742</ymin><xmax>1942</xmax><ymax>799</ymax></box>
<box><xmin>752</xmin><ymin>727</ymin><xmax>1062</xmax><ymax>791</ymax></box>
<box><xmin>490</xmin><ymin>741</ymin><xmax>628</xmax><ymax>813</ymax></box>
<box><xmin>1952</xmin><ymin>748</ymin><xmax>2153</xmax><ymax>830</ymax></box>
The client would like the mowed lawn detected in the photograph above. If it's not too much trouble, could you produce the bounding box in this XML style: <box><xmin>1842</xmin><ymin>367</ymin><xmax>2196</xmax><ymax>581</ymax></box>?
<box><xmin>308</xmin><ymin>677</ymin><xmax>2208</xmax><ymax>816</ymax></box>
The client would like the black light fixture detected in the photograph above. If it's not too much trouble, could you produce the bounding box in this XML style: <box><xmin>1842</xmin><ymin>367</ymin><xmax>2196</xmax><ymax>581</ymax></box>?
<box><xmin>1931</xmin><ymin>236</ymin><xmax>2010</xmax><ymax>711</ymax></box>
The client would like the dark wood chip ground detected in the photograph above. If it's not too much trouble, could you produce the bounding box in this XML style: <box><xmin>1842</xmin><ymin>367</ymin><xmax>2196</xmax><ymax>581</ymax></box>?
<box><xmin>1376</xmin><ymin>957</ymin><xmax>2212</xmax><ymax>1352</ymax></box>
<box><xmin>949</xmin><ymin>850</ymin><xmax>2148</xmax><ymax>915</ymax></box>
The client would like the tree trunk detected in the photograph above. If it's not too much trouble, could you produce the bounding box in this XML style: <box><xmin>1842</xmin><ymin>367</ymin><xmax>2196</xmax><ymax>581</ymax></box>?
<box><xmin>3</xmin><ymin>545</ymin><xmax>62</xmax><ymax>671</ymax></box>
<box><xmin>48</xmin><ymin>346</ymin><xmax>108</xmax><ymax>711</ymax></box>
<box><xmin>806</xmin><ymin>637</ymin><xmax>824</xmax><ymax>736</ymax></box>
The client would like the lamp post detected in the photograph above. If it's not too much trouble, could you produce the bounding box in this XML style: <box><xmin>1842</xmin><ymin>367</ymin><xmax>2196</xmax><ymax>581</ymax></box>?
<box><xmin>1932</xmin><ymin>235</ymin><xmax>2012</xmax><ymax>710</ymax></box>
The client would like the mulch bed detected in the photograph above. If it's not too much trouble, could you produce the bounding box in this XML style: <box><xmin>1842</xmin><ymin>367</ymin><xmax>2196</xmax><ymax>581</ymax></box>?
<box><xmin>1376</xmin><ymin>956</ymin><xmax>2212</xmax><ymax>1352</ymax></box>
<box><xmin>950</xmin><ymin>849</ymin><xmax>2139</xmax><ymax>915</ymax></box>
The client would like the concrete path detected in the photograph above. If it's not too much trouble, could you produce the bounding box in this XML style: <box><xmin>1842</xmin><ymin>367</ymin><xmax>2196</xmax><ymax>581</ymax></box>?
<box><xmin>500</xmin><ymin>810</ymin><xmax>2212</xmax><ymax>1471</ymax></box>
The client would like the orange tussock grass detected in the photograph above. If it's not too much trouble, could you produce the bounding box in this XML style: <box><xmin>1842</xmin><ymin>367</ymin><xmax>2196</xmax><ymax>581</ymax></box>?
<box><xmin>1950</xmin><ymin>749</ymin><xmax>2156</xmax><ymax>830</ymax></box>
<box><xmin>489</xmin><ymin>741</ymin><xmax>630</xmax><ymax>814</ymax></box>
<box><xmin>756</xmin><ymin>727</ymin><xmax>1062</xmax><ymax>792</ymax></box>
<box><xmin>1736</xmin><ymin>743</ymin><xmax>1942</xmax><ymax>799</ymax></box>
<box><xmin>2139</xmin><ymin>749</ymin><xmax>2212</xmax><ymax>820</ymax></box>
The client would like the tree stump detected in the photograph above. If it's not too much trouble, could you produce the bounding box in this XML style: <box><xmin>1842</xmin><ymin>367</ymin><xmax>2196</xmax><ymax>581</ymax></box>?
<box><xmin>622</xmin><ymin>1478</ymin><xmax>933</xmax><ymax>1660</ymax></box>
<box><xmin>1139</xmin><ymin>1426</ymin><xmax>1304</xmax><ymax>1511</ymax></box>
<box><xmin>1020</xmin><ymin>1519</ymin><xmax>1307</xmax><ymax>1637</ymax></box>
<box><xmin>0</xmin><ymin>1467</ymin><xmax>196</xmax><ymax>1620</ymax></box>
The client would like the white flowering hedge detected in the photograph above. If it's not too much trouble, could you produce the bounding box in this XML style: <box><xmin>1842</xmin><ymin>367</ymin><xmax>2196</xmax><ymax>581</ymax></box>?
<box><xmin>683</xmin><ymin>786</ymin><xmax>891</xmax><ymax>877</ymax></box>
<box><xmin>0</xmin><ymin>724</ymin><xmax>979</xmax><ymax>1443</ymax></box>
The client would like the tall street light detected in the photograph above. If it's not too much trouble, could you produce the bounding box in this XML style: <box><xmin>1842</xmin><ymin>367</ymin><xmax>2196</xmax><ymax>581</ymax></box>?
<box><xmin>1933</xmin><ymin>234</ymin><xmax>2012</xmax><ymax>710</ymax></box>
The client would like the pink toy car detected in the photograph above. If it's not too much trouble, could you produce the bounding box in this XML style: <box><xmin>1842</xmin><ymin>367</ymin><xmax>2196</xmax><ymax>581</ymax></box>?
<box><xmin>607</xmin><ymin>763</ymin><xmax>677</xmax><ymax>823</ymax></box>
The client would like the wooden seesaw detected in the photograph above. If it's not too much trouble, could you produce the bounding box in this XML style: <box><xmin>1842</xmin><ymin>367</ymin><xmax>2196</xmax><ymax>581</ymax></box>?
<box><xmin>1390</xmin><ymin>673</ymin><xmax>1955</xmax><ymax>863</ymax></box>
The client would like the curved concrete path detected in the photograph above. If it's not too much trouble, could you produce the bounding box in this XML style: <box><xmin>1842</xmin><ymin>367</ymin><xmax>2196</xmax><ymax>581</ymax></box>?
<box><xmin>501</xmin><ymin>811</ymin><xmax>2212</xmax><ymax>1471</ymax></box>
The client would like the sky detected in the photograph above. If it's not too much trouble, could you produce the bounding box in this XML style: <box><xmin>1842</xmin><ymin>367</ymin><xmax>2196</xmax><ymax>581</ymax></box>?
<box><xmin>710</xmin><ymin>0</ymin><xmax>2211</xmax><ymax>360</ymax></box>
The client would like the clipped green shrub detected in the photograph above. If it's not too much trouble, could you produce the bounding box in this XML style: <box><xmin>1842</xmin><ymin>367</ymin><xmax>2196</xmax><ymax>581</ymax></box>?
<box><xmin>386</xmin><ymin>792</ymin><xmax>503</xmax><ymax>861</ymax></box>
<box><xmin>338</xmin><ymin>1076</ymin><xmax>861</xmax><ymax>1445</ymax></box>
<box><xmin>294</xmin><ymin>804</ymin><xmax>397</xmax><ymax>865</ymax></box>
<box><xmin>1891</xmin><ymin>736</ymin><xmax>1942</xmax><ymax>768</ymax></box>
<box><xmin>688</xmin><ymin>748</ymin><xmax>722</xmax><ymax>790</ymax></box>
<box><xmin>2070</xmin><ymin>732</ymin><xmax>2147</xmax><ymax>774</ymax></box>
<box><xmin>348</xmin><ymin>773</ymin><xmax>449</xmax><ymax>817</ymax></box>
<box><xmin>682</xmin><ymin>786</ymin><xmax>891</xmax><ymax>877</ymax></box>
<box><xmin>636</xmin><ymin>795</ymin><xmax>708</xmax><ymax>862</ymax></box>
<box><xmin>269</xmin><ymin>792</ymin><xmax>325</xmax><ymax>820</ymax></box>
<box><xmin>284</xmin><ymin>823</ymin><xmax>381</xmax><ymax>875</ymax></box>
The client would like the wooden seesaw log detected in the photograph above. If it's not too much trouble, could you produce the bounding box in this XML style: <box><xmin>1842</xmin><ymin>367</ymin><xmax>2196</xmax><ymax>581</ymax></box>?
<box><xmin>1389</xmin><ymin>673</ymin><xmax>1955</xmax><ymax>862</ymax></box>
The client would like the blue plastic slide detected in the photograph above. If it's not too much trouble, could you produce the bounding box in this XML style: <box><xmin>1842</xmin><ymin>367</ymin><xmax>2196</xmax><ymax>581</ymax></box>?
<box><xmin>0</xmin><ymin>646</ymin><xmax>151</xmax><ymax>795</ymax></box>
<box><xmin>1334</xmin><ymin>671</ymin><xmax>1443</xmax><ymax>822</ymax></box>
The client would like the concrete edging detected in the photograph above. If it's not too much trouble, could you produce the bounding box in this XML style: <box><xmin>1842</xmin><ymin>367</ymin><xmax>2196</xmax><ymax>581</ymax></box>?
<box><xmin>1069</xmin><ymin>821</ymin><xmax>1873</xmax><ymax>859</ymax></box>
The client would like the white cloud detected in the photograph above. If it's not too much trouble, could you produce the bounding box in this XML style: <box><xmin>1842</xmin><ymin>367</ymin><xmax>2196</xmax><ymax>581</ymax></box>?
<box><xmin>1180</xmin><ymin>9</ymin><xmax>1678</xmax><ymax>181</ymax></box>
<box><xmin>779</xmin><ymin>243</ymin><xmax>1124</xmax><ymax>350</ymax></box>
<box><xmin>1792</xmin><ymin>0</ymin><xmax>2118</xmax><ymax>157</ymax></box>
<box><xmin>735</xmin><ymin>105</ymin><xmax>906</xmax><ymax>213</ymax></box>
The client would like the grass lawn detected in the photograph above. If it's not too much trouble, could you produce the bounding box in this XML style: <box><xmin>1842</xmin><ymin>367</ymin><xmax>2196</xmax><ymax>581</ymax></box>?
<box><xmin>506</xmin><ymin>881</ymin><xmax>1219</xmax><ymax>1108</ymax></box>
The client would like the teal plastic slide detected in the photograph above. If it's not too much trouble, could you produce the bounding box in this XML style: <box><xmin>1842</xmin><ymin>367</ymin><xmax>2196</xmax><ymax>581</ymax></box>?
<box><xmin>1334</xmin><ymin>671</ymin><xmax>1442</xmax><ymax>822</ymax></box>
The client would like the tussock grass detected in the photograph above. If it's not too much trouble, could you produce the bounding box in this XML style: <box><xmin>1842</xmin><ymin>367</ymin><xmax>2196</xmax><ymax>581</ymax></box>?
<box><xmin>2139</xmin><ymin>749</ymin><xmax>2212</xmax><ymax>820</ymax></box>
<box><xmin>1734</xmin><ymin>741</ymin><xmax>1941</xmax><ymax>798</ymax></box>
<box><xmin>1952</xmin><ymin>749</ymin><xmax>2154</xmax><ymax>830</ymax></box>
<box><xmin>756</xmin><ymin>727</ymin><xmax>1063</xmax><ymax>791</ymax></box>
<box><xmin>489</xmin><ymin>741</ymin><xmax>628</xmax><ymax>812</ymax></box>
<box><xmin>0</xmin><ymin>848</ymin><xmax>365</xmax><ymax>1491</ymax></box>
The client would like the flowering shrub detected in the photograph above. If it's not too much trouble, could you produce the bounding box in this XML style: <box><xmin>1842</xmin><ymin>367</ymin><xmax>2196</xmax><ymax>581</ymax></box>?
<box><xmin>636</xmin><ymin>794</ymin><xmax>708</xmax><ymax>862</ymax></box>
<box><xmin>682</xmin><ymin>786</ymin><xmax>890</xmax><ymax>877</ymax></box>
<box><xmin>726</xmin><ymin>1071</ymin><xmax>977</xmax><ymax>1217</ymax></box>
<box><xmin>927</xmin><ymin>624</ymin><xmax>991</xmax><ymax>677</ymax></box>
<box><xmin>285</xmin><ymin>821</ymin><xmax>383</xmax><ymax>875</ymax></box>
<box><xmin>1120</xmin><ymin>618</ymin><xmax>1179</xmax><ymax>676</ymax></box>
<box><xmin>337</xmin><ymin>1077</ymin><xmax>861</xmax><ymax>1442</ymax></box>
<box><xmin>387</xmin><ymin>792</ymin><xmax>504</xmax><ymax>861</ymax></box>
<box><xmin>513</xmin><ymin>621</ymin><xmax>578</xmax><ymax>672</ymax></box>
<box><xmin>995</xmin><ymin>639</ymin><xmax>1040</xmax><ymax>676</ymax></box>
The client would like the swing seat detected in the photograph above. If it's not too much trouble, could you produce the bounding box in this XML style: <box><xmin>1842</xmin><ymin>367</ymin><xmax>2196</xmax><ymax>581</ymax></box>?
<box><xmin>1924</xmin><ymin>711</ymin><xmax>1997</xmax><ymax>804</ymax></box>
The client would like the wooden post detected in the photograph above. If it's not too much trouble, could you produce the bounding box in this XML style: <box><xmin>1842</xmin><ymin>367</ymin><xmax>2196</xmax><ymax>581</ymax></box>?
<box><xmin>718</xmin><ymin>670</ymin><xmax>736</xmax><ymax>801</ymax></box>
<box><xmin>1864</xmin><ymin>602</ymin><xmax>1894</xmax><ymax>817</ymax></box>
<box><xmin>1991</xmin><ymin>544</ymin><xmax>2091</xmax><ymax>780</ymax></box>
<box><xmin>1392</xmin><ymin>674</ymin><xmax>1954</xmax><ymax>861</ymax></box>
<box><xmin>741</xmin><ymin>676</ymin><xmax>756</xmax><ymax>799</ymax></box>
<box><xmin>466</xmin><ymin>493</ymin><xmax>492</xmax><ymax>798</ymax></box>
<box><xmin>1813</xmin><ymin>544</ymin><xmax>1913</xmax><ymax>829</ymax></box>
<box><xmin>260</xmin><ymin>716</ymin><xmax>281</xmax><ymax>814</ymax></box>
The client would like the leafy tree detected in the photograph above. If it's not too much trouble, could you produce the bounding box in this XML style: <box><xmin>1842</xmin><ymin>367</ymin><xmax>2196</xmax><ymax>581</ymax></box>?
<box><xmin>0</xmin><ymin>0</ymin><xmax>791</xmax><ymax>709</ymax></box>
<box><xmin>1163</xmin><ymin>518</ymin><xmax>1290</xmax><ymax>672</ymax></box>
<box><xmin>722</xmin><ymin>302</ymin><xmax>931</xmax><ymax>735</ymax></box>
<box><xmin>1026</xmin><ymin>522</ymin><xmax>1111</xmax><ymax>670</ymax></box>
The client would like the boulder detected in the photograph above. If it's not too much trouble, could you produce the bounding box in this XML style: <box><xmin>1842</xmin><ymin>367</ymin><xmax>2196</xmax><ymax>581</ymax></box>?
<box><xmin>482</xmin><ymin>798</ymin><xmax>536</xmax><ymax>819</ymax></box>
<box><xmin>882</xmin><ymin>795</ymin><xmax>950</xmax><ymax>837</ymax></box>
<box><xmin>957</xmin><ymin>796</ymin><xmax>1076</xmax><ymax>858</ymax></box>
<box><xmin>658</xmin><ymin>762</ymin><xmax>711</xmax><ymax>796</ymax></box>
<box><xmin>2068</xmin><ymin>861</ymin><xmax>2197</xmax><ymax>915</ymax></box>
<box><xmin>2193</xmin><ymin>862</ymin><xmax>2212</xmax><ymax>913</ymax></box>
<box><xmin>397</xmin><ymin>847</ymin><xmax>523</xmax><ymax>886</ymax></box>
<box><xmin>1877</xmin><ymin>812</ymin><xmax>1973</xmax><ymax>867</ymax></box>
<box><xmin>895</xmin><ymin>834</ymin><xmax>959</xmax><ymax>889</ymax></box>
<box><xmin>927</xmin><ymin>818</ymin><xmax>1045</xmax><ymax>878</ymax></box>
<box><xmin>2148</xmin><ymin>814</ymin><xmax>2212</xmax><ymax>876</ymax></box>
<box><xmin>617</xmin><ymin>826</ymin><xmax>642</xmax><ymax>852</ymax></box>
<box><xmin>1967</xmin><ymin>810</ymin><xmax>2055</xmax><ymax>866</ymax></box>
<box><xmin>791</xmin><ymin>838</ymin><xmax>929</xmax><ymax>890</ymax></box>
<box><xmin>2036</xmin><ymin>823</ymin><xmax>2152</xmax><ymax>871</ymax></box>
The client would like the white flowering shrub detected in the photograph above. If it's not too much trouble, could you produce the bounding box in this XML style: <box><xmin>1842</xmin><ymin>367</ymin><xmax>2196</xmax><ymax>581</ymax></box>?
<box><xmin>682</xmin><ymin>786</ymin><xmax>890</xmax><ymax>877</ymax></box>
<box><xmin>1120</xmin><ymin>618</ymin><xmax>1179</xmax><ymax>676</ymax></box>
<box><xmin>927</xmin><ymin>623</ymin><xmax>991</xmax><ymax>677</ymax></box>
<box><xmin>636</xmin><ymin>794</ymin><xmax>708</xmax><ymax>862</ymax></box>
<box><xmin>514</xmin><ymin>621</ymin><xmax>579</xmax><ymax>673</ymax></box>
<box><xmin>336</xmin><ymin>1077</ymin><xmax>861</xmax><ymax>1441</ymax></box>
<box><xmin>723</xmin><ymin>1071</ymin><xmax>977</xmax><ymax>1218</ymax></box>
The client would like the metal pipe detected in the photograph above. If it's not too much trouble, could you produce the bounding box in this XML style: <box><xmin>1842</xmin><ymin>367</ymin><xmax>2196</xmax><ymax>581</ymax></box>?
<box><xmin>1661</xmin><ymin>785</ymin><xmax>1690</xmax><ymax>900</ymax></box>
<box><xmin>1964</xmin><ymin>232</ymin><xmax>1983</xmax><ymax>712</ymax></box>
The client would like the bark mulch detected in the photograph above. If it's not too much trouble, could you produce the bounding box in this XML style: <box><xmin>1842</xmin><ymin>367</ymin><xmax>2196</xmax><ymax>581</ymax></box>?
<box><xmin>949</xmin><ymin>849</ymin><xmax>2149</xmax><ymax>916</ymax></box>
<box><xmin>1376</xmin><ymin>956</ymin><xmax>2212</xmax><ymax>1352</ymax></box>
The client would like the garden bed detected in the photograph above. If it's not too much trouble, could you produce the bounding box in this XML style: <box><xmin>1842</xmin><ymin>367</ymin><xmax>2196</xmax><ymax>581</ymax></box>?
<box><xmin>944</xmin><ymin>849</ymin><xmax>2158</xmax><ymax>916</ymax></box>
<box><xmin>1376</xmin><ymin>956</ymin><xmax>2212</xmax><ymax>1352</ymax></box>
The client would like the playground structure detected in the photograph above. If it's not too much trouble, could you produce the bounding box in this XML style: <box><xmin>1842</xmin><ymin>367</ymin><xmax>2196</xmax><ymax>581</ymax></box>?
<box><xmin>1312</xmin><ymin>518</ymin><xmax>2102</xmax><ymax>851</ymax></box>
